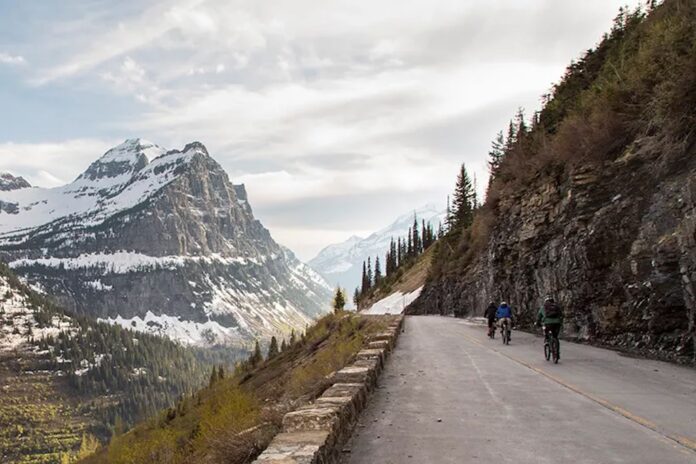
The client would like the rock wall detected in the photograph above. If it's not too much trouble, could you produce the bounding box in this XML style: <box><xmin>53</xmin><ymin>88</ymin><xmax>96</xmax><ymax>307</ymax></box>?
<box><xmin>411</xmin><ymin>140</ymin><xmax>696</xmax><ymax>363</ymax></box>
<box><xmin>253</xmin><ymin>316</ymin><xmax>404</xmax><ymax>464</ymax></box>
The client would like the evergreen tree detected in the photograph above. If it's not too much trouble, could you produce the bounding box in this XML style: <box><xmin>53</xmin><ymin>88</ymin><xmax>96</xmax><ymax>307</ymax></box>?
<box><xmin>268</xmin><ymin>336</ymin><xmax>279</xmax><ymax>359</ymax></box>
<box><xmin>250</xmin><ymin>340</ymin><xmax>263</xmax><ymax>367</ymax></box>
<box><xmin>332</xmin><ymin>287</ymin><xmax>346</xmax><ymax>312</ymax></box>
<box><xmin>217</xmin><ymin>365</ymin><xmax>225</xmax><ymax>381</ymax></box>
<box><xmin>361</xmin><ymin>261</ymin><xmax>369</xmax><ymax>295</ymax></box>
<box><xmin>353</xmin><ymin>288</ymin><xmax>360</xmax><ymax>308</ymax></box>
<box><xmin>209</xmin><ymin>366</ymin><xmax>217</xmax><ymax>387</ymax></box>
<box><xmin>451</xmin><ymin>163</ymin><xmax>475</xmax><ymax>229</ymax></box>
<box><xmin>397</xmin><ymin>237</ymin><xmax>402</xmax><ymax>266</ymax></box>
<box><xmin>281</xmin><ymin>338</ymin><xmax>288</xmax><ymax>352</ymax></box>
<box><xmin>289</xmin><ymin>330</ymin><xmax>296</xmax><ymax>345</ymax></box>
<box><xmin>487</xmin><ymin>130</ymin><xmax>505</xmax><ymax>181</ymax></box>
<box><xmin>412</xmin><ymin>217</ymin><xmax>420</xmax><ymax>255</ymax></box>
<box><xmin>407</xmin><ymin>228</ymin><xmax>413</xmax><ymax>257</ymax></box>
<box><xmin>367</xmin><ymin>257</ymin><xmax>373</xmax><ymax>287</ymax></box>
<box><xmin>505</xmin><ymin>119</ymin><xmax>517</xmax><ymax>153</ymax></box>
<box><xmin>374</xmin><ymin>257</ymin><xmax>382</xmax><ymax>283</ymax></box>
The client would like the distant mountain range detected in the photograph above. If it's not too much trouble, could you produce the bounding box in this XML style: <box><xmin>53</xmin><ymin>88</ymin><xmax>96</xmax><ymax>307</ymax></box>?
<box><xmin>0</xmin><ymin>139</ymin><xmax>332</xmax><ymax>346</ymax></box>
<box><xmin>309</xmin><ymin>204</ymin><xmax>446</xmax><ymax>296</ymax></box>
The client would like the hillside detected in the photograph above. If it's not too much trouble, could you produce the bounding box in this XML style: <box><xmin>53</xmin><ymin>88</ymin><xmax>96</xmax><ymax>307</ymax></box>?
<box><xmin>0</xmin><ymin>263</ymin><xmax>232</xmax><ymax>463</ymax></box>
<box><xmin>410</xmin><ymin>0</ymin><xmax>696</xmax><ymax>363</ymax></box>
<box><xmin>361</xmin><ymin>247</ymin><xmax>433</xmax><ymax>314</ymax></box>
<box><xmin>82</xmin><ymin>311</ymin><xmax>388</xmax><ymax>464</ymax></box>
<box><xmin>309</xmin><ymin>204</ymin><xmax>445</xmax><ymax>294</ymax></box>
<box><xmin>0</xmin><ymin>139</ymin><xmax>331</xmax><ymax>347</ymax></box>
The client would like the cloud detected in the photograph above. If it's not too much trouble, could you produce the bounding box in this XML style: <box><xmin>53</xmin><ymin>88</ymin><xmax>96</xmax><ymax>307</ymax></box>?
<box><xmin>0</xmin><ymin>52</ymin><xmax>26</xmax><ymax>66</ymax></box>
<box><xmin>3</xmin><ymin>0</ymin><xmax>645</xmax><ymax>258</ymax></box>
<box><xmin>0</xmin><ymin>139</ymin><xmax>114</xmax><ymax>187</ymax></box>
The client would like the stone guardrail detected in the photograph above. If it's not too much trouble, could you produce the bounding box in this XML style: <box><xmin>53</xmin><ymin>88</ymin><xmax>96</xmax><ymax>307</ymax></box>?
<box><xmin>253</xmin><ymin>315</ymin><xmax>405</xmax><ymax>464</ymax></box>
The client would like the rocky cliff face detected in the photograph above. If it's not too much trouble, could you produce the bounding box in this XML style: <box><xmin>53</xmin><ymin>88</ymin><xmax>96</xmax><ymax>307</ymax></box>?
<box><xmin>0</xmin><ymin>139</ymin><xmax>331</xmax><ymax>346</ymax></box>
<box><xmin>0</xmin><ymin>172</ymin><xmax>31</xmax><ymax>192</ymax></box>
<box><xmin>412</xmin><ymin>141</ymin><xmax>696</xmax><ymax>362</ymax></box>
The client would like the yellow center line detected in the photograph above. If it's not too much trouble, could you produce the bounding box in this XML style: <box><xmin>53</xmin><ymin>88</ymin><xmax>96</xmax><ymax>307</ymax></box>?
<box><xmin>459</xmin><ymin>330</ymin><xmax>696</xmax><ymax>455</ymax></box>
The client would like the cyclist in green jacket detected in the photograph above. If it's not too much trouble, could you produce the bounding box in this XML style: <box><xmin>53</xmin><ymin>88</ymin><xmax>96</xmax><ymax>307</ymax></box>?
<box><xmin>536</xmin><ymin>297</ymin><xmax>563</xmax><ymax>356</ymax></box>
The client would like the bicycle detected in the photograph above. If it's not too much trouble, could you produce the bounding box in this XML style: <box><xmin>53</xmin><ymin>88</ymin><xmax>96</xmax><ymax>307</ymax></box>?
<box><xmin>487</xmin><ymin>322</ymin><xmax>495</xmax><ymax>339</ymax></box>
<box><xmin>500</xmin><ymin>319</ymin><xmax>511</xmax><ymax>345</ymax></box>
<box><xmin>543</xmin><ymin>326</ymin><xmax>560</xmax><ymax>363</ymax></box>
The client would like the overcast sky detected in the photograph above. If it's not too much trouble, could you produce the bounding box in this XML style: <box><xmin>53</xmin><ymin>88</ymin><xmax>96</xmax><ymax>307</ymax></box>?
<box><xmin>0</xmin><ymin>0</ymin><xmax>642</xmax><ymax>260</ymax></box>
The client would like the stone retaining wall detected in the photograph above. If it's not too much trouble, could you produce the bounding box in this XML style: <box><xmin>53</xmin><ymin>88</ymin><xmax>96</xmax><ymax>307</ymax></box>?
<box><xmin>253</xmin><ymin>315</ymin><xmax>405</xmax><ymax>464</ymax></box>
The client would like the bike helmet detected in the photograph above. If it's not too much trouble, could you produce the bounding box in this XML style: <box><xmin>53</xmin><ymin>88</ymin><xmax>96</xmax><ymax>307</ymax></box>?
<box><xmin>500</xmin><ymin>301</ymin><xmax>508</xmax><ymax>306</ymax></box>
<box><xmin>545</xmin><ymin>296</ymin><xmax>555</xmax><ymax>303</ymax></box>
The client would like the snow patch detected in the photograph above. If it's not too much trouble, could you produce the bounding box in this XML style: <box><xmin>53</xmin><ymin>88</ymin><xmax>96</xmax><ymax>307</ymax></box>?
<box><xmin>363</xmin><ymin>286</ymin><xmax>423</xmax><ymax>315</ymax></box>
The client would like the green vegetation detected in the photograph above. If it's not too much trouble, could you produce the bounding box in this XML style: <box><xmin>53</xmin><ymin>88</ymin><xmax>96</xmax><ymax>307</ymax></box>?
<box><xmin>83</xmin><ymin>311</ymin><xmax>386</xmax><ymax>464</ymax></box>
<box><xmin>430</xmin><ymin>0</ymin><xmax>696</xmax><ymax>280</ymax></box>
<box><xmin>0</xmin><ymin>263</ymin><xmax>242</xmax><ymax>463</ymax></box>
<box><xmin>356</xmin><ymin>213</ymin><xmax>440</xmax><ymax>309</ymax></box>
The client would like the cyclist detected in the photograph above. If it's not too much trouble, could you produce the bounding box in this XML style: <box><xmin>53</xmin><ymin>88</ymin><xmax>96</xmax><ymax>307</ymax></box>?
<box><xmin>496</xmin><ymin>301</ymin><xmax>513</xmax><ymax>340</ymax></box>
<box><xmin>484</xmin><ymin>301</ymin><xmax>497</xmax><ymax>337</ymax></box>
<box><xmin>536</xmin><ymin>297</ymin><xmax>563</xmax><ymax>358</ymax></box>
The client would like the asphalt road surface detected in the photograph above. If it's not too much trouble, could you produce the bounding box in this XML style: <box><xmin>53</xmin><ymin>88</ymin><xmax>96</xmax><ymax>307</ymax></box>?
<box><xmin>341</xmin><ymin>316</ymin><xmax>696</xmax><ymax>464</ymax></box>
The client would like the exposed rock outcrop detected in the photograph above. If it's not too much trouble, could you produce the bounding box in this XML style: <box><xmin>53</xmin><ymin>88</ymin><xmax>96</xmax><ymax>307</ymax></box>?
<box><xmin>0</xmin><ymin>139</ymin><xmax>332</xmax><ymax>346</ymax></box>
<box><xmin>411</xmin><ymin>141</ymin><xmax>696</xmax><ymax>363</ymax></box>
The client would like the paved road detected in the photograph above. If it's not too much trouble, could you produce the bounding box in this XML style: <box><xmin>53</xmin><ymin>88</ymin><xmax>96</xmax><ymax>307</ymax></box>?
<box><xmin>342</xmin><ymin>316</ymin><xmax>696</xmax><ymax>464</ymax></box>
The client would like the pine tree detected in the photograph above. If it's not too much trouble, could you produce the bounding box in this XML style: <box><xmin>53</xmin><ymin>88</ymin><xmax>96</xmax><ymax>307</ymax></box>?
<box><xmin>374</xmin><ymin>257</ymin><xmax>382</xmax><ymax>283</ymax></box>
<box><xmin>281</xmin><ymin>338</ymin><xmax>288</xmax><ymax>352</ymax></box>
<box><xmin>332</xmin><ymin>287</ymin><xmax>346</xmax><ymax>312</ymax></box>
<box><xmin>412</xmin><ymin>217</ymin><xmax>420</xmax><ymax>255</ymax></box>
<box><xmin>451</xmin><ymin>163</ymin><xmax>475</xmax><ymax>230</ymax></box>
<box><xmin>353</xmin><ymin>288</ymin><xmax>360</xmax><ymax>308</ymax></box>
<box><xmin>361</xmin><ymin>261</ymin><xmax>369</xmax><ymax>295</ymax></box>
<box><xmin>397</xmin><ymin>237</ymin><xmax>402</xmax><ymax>266</ymax></box>
<box><xmin>268</xmin><ymin>336</ymin><xmax>279</xmax><ymax>359</ymax></box>
<box><xmin>217</xmin><ymin>365</ymin><xmax>225</xmax><ymax>381</ymax></box>
<box><xmin>367</xmin><ymin>257</ymin><xmax>373</xmax><ymax>287</ymax></box>
<box><xmin>250</xmin><ymin>340</ymin><xmax>263</xmax><ymax>367</ymax></box>
<box><xmin>446</xmin><ymin>195</ymin><xmax>453</xmax><ymax>230</ymax></box>
<box><xmin>209</xmin><ymin>366</ymin><xmax>217</xmax><ymax>387</ymax></box>
<box><xmin>290</xmin><ymin>330</ymin><xmax>296</xmax><ymax>345</ymax></box>
<box><xmin>407</xmin><ymin>228</ymin><xmax>413</xmax><ymax>257</ymax></box>
<box><xmin>488</xmin><ymin>130</ymin><xmax>505</xmax><ymax>182</ymax></box>
<box><xmin>505</xmin><ymin>119</ymin><xmax>517</xmax><ymax>153</ymax></box>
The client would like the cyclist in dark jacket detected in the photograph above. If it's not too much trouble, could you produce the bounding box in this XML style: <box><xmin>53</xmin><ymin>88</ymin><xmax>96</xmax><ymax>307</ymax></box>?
<box><xmin>537</xmin><ymin>297</ymin><xmax>563</xmax><ymax>356</ymax></box>
<box><xmin>484</xmin><ymin>302</ymin><xmax>497</xmax><ymax>336</ymax></box>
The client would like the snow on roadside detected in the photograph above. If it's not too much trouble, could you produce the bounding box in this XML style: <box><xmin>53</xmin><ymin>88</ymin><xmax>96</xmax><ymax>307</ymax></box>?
<box><xmin>363</xmin><ymin>286</ymin><xmax>423</xmax><ymax>315</ymax></box>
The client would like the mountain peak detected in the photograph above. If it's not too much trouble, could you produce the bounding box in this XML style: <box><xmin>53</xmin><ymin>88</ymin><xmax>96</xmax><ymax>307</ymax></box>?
<box><xmin>77</xmin><ymin>139</ymin><xmax>166</xmax><ymax>182</ymax></box>
<box><xmin>182</xmin><ymin>141</ymin><xmax>209</xmax><ymax>156</ymax></box>
<box><xmin>0</xmin><ymin>172</ymin><xmax>31</xmax><ymax>191</ymax></box>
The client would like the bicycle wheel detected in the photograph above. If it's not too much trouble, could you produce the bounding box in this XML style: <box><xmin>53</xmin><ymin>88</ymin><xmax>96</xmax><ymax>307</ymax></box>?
<box><xmin>505</xmin><ymin>329</ymin><xmax>510</xmax><ymax>345</ymax></box>
<box><xmin>552</xmin><ymin>338</ymin><xmax>560</xmax><ymax>364</ymax></box>
<box><xmin>544</xmin><ymin>341</ymin><xmax>551</xmax><ymax>361</ymax></box>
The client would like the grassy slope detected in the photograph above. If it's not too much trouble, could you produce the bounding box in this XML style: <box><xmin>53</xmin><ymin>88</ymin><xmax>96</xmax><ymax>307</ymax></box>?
<box><xmin>0</xmin><ymin>352</ymin><xmax>97</xmax><ymax>464</ymax></box>
<box><xmin>82</xmin><ymin>312</ymin><xmax>389</xmax><ymax>464</ymax></box>
<box><xmin>360</xmin><ymin>247</ymin><xmax>434</xmax><ymax>310</ymax></box>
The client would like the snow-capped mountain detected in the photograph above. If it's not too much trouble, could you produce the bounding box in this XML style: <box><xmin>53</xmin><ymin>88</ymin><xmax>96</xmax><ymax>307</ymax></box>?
<box><xmin>0</xmin><ymin>172</ymin><xmax>31</xmax><ymax>192</ymax></box>
<box><xmin>0</xmin><ymin>139</ymin><xmax>332</xmax><ymax>347</ymax></box>
<box><xmin>309</xmin><ymin>204</ymin><xmax>446</xmax><ymax>295</ymax></box>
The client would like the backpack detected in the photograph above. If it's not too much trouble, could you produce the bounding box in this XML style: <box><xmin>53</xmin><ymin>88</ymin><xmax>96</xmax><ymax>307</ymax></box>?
<box><xmin>544</xmin><ymin>301</ymin><xmax>561</xmax><ymax>318</ymax></box>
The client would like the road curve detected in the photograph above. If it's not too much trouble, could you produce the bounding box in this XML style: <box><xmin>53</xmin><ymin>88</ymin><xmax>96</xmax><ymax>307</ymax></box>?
<box><xmin>341</xmin><ymin>315</ymin><xmax>696</xmax><ymax>464</ymax></box>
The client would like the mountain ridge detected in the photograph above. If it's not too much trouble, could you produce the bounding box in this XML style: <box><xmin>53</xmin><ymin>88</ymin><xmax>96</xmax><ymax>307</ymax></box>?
<box><xmin>309</xmin><ymin>203</ymin><xmax>445</xmax><ymax>293</ymax></box>
<box><xmin>0</xmin><ymin>139</ymin><xmax>332</xmax><ymax>347</ymax></box>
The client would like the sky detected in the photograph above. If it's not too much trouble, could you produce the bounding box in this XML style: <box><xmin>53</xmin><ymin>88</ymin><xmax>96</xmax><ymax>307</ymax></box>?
<box><xmin>0</xmin><ymin>0</ymin><xmax>643</xmax><ymax>260</ymax></box>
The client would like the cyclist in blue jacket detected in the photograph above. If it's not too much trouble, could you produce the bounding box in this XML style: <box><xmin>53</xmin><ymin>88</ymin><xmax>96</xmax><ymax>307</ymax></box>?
<box><xmin>496</xmin><ymin>301</ymin><xmax>513</xmax><ymax>340</ymax></box>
